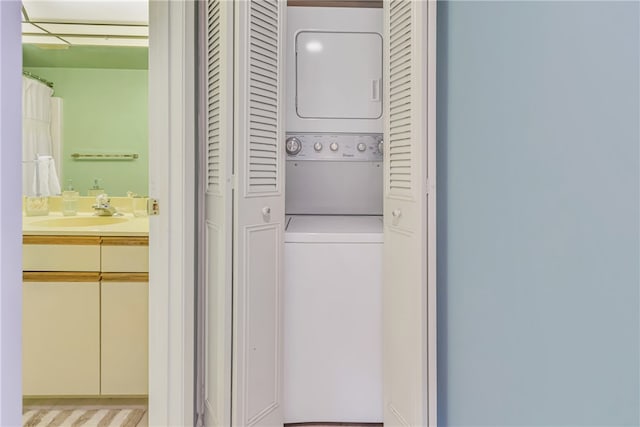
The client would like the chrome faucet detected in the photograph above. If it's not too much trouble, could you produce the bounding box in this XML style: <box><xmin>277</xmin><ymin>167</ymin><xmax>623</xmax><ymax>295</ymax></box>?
<box><xmin>92</xmin><ymin>194</ymin><xmax>118</xmax><ymax>216</ymax></box>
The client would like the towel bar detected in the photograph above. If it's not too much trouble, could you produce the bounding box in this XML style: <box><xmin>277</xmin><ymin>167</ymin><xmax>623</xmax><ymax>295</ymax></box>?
<box><xmin>71</xmin><ymin>153</ymin><xmax>139</xmax><ymax>160</ymax></box>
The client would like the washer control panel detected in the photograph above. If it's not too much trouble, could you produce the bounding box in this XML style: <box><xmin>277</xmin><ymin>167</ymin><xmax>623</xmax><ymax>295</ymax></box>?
<box><xmin>286</xmin><ymin>133</ymin><xmax>383</xmax><ymax>161</ymax></box>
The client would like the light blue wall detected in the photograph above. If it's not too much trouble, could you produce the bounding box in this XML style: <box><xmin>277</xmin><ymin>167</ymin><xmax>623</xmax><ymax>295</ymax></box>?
<box><xmin>437</xmin><ymin>1</ymin><xmax>639</xmax><ymax>426</ymax></box>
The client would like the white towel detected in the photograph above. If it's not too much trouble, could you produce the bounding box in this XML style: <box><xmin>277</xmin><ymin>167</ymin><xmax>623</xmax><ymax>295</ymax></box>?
<box><xmin>31</xmin><ymin>155</ymin><xmax>61</xmax><ymax>196</ymax></box>
<box><xmin>22</xmin><ymin>77</ymin><xmax>61</xmax><ymax>196</ymax></box>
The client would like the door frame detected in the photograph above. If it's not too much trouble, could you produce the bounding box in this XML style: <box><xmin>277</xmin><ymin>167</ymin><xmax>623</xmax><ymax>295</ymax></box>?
<box><xmin>148</xmin><ymin>1</ymin><xmax>196</xmax><ymax>425</ymax></box>
<box><xmin>148</xmin><ymin>1</ymin><xmax>438</xmax><ymax>426</ymax></box>
<box><xmin>0</xmin><ymin>1</ymin><xmax>198</xmax><ymax>424</ymax></box>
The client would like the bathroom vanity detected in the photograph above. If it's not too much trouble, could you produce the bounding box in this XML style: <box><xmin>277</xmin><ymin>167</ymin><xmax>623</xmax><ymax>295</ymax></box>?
<box><xmin>22</xmin><ymin>214</ymin><xmax>149</xmax><ymax>397</ymax></box>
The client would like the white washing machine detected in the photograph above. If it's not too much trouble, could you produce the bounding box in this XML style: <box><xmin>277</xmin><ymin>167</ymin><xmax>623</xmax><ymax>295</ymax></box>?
<box><xmin>284</xmin><ymin>215</ymin><xmax>383</xmax><ymax>423</ymax></box>
<box><xmin>283</xmin><ymin>133</ymin><xmax>383</xmax><ymax>423</ymax></box>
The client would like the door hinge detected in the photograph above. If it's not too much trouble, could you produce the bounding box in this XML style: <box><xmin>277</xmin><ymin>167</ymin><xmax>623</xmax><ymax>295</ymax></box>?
<box><xmin>425</xmin><ymin>178</ymin><xmax>435</xmax><ymax>195</ymax></box>
<box><xmin>148</xmin><ymin>198</ymin><xmax>160</xmax><ymax>216</ymax></box>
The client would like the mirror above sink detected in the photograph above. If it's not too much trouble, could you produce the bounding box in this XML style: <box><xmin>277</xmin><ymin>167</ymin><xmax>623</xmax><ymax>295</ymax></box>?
<box><xmin>22</xmin><ymin>1</ymin><xmax>149</xmax><ymax>197</ymax></box>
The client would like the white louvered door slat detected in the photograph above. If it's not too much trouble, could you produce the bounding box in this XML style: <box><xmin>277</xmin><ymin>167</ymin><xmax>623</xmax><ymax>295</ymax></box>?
<box><xmin>387</xmin><ymin>0</ymin><xmax>413</xmax><ymax>197</ymax></box>
<box><xmin>383</xmin><ymin>0</ymin><xmax>437</xmax><ymax>426</ymax></box>
<box><xmin>233</xmin><ymin>0</ymin><xmax>285</xmax><ymax>426</ymax></box>
<box><xmin>203</xmin><ymin>0</ymin><xmax>233</xmax><ymax>426</ymax></box>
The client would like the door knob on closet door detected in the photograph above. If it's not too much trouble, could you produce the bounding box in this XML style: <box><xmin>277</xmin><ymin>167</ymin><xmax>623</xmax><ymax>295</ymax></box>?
<box><xmin>262</xmin><ymin>206</ymin><xmax>271</xmax><ymax>216</ymax></box>
<box><xmin>391</xmin><ymin>209</ymin><xmax>402</xmax><ymax>225</ymax></box>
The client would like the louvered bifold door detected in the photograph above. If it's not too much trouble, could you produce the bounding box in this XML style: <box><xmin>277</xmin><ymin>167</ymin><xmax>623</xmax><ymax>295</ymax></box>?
<box><xmin>202</xmin><ymin>0</ymin><xmax>234</xmax><ymax>426</ymax></box>
<box><xmin>383</xmin><ymin>0</ymin><xmax>437</xmax><ymax>426</ymax></box>
<box><xmin>232</xmin><ymin>0</ymin><xmax>285</xmax><ymax>426</ymax></box>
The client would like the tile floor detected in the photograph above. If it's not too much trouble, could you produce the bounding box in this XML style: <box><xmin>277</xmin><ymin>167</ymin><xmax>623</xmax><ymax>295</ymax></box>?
<box><xmin>22</xmin><ymin>400</ymin><xmax>385</xmax><ymax>427</ymax></box>
<box><xmin>22</xmin><ymin>397</ymin><xmax>147</xmax><ymax>427</ymax></box>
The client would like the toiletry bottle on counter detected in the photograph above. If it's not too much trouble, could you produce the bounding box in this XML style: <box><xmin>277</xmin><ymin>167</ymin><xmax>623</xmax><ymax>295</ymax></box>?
<box><xmin>62</xmin><ymin>180</ymin><xmax>79</xmax><ymax>216</ymax></box>
<box><xmin>88</xmin><ymin>178</ymin><xmax>104</xmax><ymax>196</ymax></box>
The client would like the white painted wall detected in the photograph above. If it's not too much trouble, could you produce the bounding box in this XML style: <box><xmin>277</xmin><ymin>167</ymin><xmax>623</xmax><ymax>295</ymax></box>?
<box><xmin>0</xmin><ymin>1</ymin><xmax>23</xmax><ymax>425</ymax></box>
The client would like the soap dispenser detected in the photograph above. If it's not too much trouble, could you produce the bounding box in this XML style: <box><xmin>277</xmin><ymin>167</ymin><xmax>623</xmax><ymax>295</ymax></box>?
<box><xmin>62</xmin><ymin>179</ymin><xmax>79</xmax><ymax>216</ymax></box>
<box><xmin>88</xmin><ymin>178</ymin><xmax>104</xmax><ymax>197</ymax></box>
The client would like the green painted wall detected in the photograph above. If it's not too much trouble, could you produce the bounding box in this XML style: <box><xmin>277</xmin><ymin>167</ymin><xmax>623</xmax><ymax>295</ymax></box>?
<box><xmin>24</xmin><ymin>66</ymin><xmax>148</xmax><ymax>196</ymax></box>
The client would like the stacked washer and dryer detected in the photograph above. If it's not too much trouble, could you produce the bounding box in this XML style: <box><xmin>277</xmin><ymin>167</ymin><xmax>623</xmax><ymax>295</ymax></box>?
<box><xmin>283</xmin><ymin>6</ymin><xmax>384</xmax><ymax>424</ymax></box>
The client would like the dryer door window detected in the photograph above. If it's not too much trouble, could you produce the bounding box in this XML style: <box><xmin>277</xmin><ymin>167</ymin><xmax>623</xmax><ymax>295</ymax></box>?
<box><xmin>295</xmin><ymin>31</ymin><xmax>382</xmax><ymax>120</ymax></box>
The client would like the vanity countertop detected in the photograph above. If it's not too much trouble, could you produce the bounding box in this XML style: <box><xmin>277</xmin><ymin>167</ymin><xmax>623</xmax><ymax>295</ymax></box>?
<box><xmin>23</xmin><ymin>213</ymin><xmax>149</xmax><ymax>236</ymax></box>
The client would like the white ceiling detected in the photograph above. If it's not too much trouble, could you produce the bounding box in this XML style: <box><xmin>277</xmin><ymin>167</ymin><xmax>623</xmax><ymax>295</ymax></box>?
<box><xmin>22</xmin><ymin>0</ymin><xmax>148</xmax><ymax>47</ymax></box>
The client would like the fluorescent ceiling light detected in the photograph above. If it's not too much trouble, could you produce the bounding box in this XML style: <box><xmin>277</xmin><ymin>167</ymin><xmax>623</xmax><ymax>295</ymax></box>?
<box><xmin>22</xmin><ymin>0</ymin><xmax>148</xmax><ymax>25</ymax></box>
<box><xmin>22</xmin><ymin>0</ymin><xmax>148</xmax><ymax>47</ymax></box>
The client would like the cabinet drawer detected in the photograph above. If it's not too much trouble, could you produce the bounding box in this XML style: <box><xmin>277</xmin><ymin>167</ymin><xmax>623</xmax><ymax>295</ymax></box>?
<box><xmin>101</xmin><ymin>237</ymin><xmax>149</xmax><ymax>272</ymax></box>
<box><xmin>23</xmin><ymin>241</ymin><xmax>101</xmax><ymax>272</ymax></box>
<box><xmin>23</xmin><ymin>279</ymin><xmax>101</xmax><ymax>396</ymax></box>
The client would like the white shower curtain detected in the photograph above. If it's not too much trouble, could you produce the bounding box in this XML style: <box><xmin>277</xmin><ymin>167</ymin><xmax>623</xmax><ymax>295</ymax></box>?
<box><xmin>22</xmin><ymin>76</ymin><xmax>61</xmax><ymax>196</ymax></box>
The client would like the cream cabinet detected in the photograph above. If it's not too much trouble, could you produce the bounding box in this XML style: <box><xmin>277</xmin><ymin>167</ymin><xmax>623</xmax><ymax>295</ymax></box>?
<box><xmin>22</xmin><ymin>274</ymin><xmax>101</xmax><ymax>396</ymax></box>
<box><xmin>22</xmin><ymin>235</ymin><xmax>149</xmax><ymax>396</ymax></box>
<box><xmin>101</xmin><ymin>278</ymin><xmax>148</xmax><ymax>395</ymax></box>
<box><xmin>99</xmin><ymin>237</ymin><xmax>149</xmax><ymax>395</ymax></box>
<box><xmin>101</xmin><ymin>237</ymin><xmax>149</xmax><ymax>273</ymax></box>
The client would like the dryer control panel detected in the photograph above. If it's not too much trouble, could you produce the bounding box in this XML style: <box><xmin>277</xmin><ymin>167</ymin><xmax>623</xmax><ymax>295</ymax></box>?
<box><xmin>285</xmin><ymin>133</ymin><xmax>383</xmax><ymax>215</ymax></box>
<box><xmin>285</xmin><ymin>133</ymin><xmax>383</xmax><ymax>162</ymax></box>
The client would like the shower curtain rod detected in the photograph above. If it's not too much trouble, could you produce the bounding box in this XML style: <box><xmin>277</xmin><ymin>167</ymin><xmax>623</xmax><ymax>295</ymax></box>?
<box><xmin>22</xmin><ymin>71</ymin><xmax>54</xmax><ymax>89</ymax></box>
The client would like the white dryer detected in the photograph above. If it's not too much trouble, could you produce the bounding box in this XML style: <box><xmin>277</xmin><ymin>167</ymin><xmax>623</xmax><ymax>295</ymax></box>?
<box><xmin>287</xmin><ymin>7</ymin><xmax>383</xmax><ymax>134</ymax></box>
<box><xmin>284</xmin><ymin>133</ymin><xmax>383</xmax><ymax>423</ymax></box>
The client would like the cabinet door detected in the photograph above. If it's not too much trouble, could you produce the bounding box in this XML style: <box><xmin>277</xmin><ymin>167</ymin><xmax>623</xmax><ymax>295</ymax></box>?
<box><xmin>296</xmin><ymin>31</ymin><xmax>382</xmax><ymax>119</ymax></box>
<box><xmin>101</xmin><ymin>280</ymin><xmax>149</xmax><ymax>395</ymax></box>
<box><xmin>23</xmin><ymin>278</ymin><xmax>100</xmax><ymax>395</ymax></box>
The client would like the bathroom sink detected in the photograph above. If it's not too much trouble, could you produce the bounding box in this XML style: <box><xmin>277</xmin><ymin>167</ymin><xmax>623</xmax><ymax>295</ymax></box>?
<box><xmin>31</xmin><ymin>216</ymin><xmax>129</xmax><ymax>227</ymax></box>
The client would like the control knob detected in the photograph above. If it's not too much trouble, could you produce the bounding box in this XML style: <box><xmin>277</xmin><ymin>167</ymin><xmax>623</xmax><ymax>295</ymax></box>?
<box><xmin>313</xmin><ymin>142</ymin><xmax>323</xmax><ymax>152</ymax></box>
<box><xmin>286</xmin><ymin>137</ymin><xmax>302</xmax><ymax>155</ymax></box>
<box><xmin>357</xmin><ymin>142</ymin><xmax>367</xmax><ymax>152</ymax></box>
<box><xmin>329</xmin><ymin>142</ymin><xmax>339</xmax><ymax>152</ymax></box>
<box><xmin>377</xmin><ymin>139</ymin><xmax>384</xmax><ymax>154</ymax></box>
